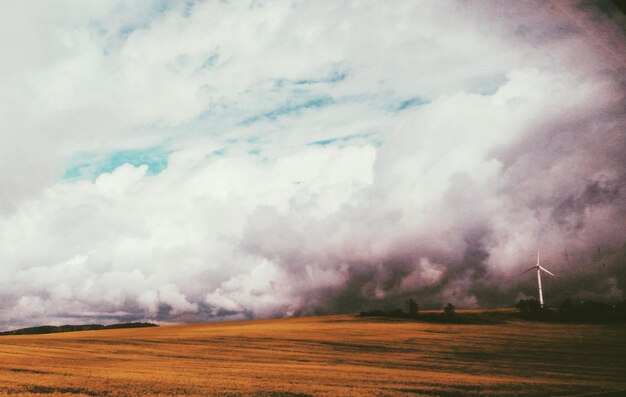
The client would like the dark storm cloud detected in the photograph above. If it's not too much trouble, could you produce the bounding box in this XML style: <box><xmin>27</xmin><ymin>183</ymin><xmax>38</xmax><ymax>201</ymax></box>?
<box><xmin>0</xmin><ymin>1</ymin><xmax>625</xmax><ymax>329</ymax></box>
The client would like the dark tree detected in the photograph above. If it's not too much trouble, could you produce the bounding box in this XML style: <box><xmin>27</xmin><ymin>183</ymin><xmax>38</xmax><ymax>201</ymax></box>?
<box><xmin>405</xmin><ymin>298</ymin><xmax>419</xmax><ymax>315</ymax></box>
<box><xmin>516</xmin><ymin>299</ymin><xmax>541</xmax><ymax>313</ymax></box>
<box><xmin>444</xmin><ymin>303</ymin><xmax>456</xmax><ymax>318</ymax></box>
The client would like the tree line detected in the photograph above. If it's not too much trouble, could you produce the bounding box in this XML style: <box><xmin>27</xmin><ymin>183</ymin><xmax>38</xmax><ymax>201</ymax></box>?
<box><xmin>360</xmin><ymin>299</ymin><xmax>456</xmax><ymax>319</ymax></box>
<box><xmin>515</xmin><ymin>298</ymin><xmax>626</xmax><ymax>322</ymax></box>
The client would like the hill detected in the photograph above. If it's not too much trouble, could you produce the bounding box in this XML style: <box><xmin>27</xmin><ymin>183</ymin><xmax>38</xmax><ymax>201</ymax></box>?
<box><xmin>0</xmin><ymin>314</ymin><xmax>624</xmax><ymax>396</ymax></box>
<box><xmin>0</xmin><ymin>322</ymin><xmax>158</xmax><ymax>336</ymax></box>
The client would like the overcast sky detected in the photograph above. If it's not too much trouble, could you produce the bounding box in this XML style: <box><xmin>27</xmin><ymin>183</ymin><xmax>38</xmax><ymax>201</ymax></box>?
<box><xmin>1</xmin><ymin>0</ymin><xmax>625</xmax><ymax>329</ymax></box>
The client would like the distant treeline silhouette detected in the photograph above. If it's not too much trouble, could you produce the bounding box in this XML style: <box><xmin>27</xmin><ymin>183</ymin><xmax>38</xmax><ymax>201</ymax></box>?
<box><xmin>515</xmin><ymin>298</ymin><xmax>626</xmax><ymax>322</ymax></box>
<box><xmin>0</xmin><ymin>322</ymin><xmax>158</xmax><ymax>336</ymax></box>
<box><xmin>359</xmin><ymin>298</ymin><xmax>626</xmax><ymax>324</ymax></box>
<box><xmin>359</xmin><ymin>301</ymin><xmax>473</xmax><ymax>323</ymax></box>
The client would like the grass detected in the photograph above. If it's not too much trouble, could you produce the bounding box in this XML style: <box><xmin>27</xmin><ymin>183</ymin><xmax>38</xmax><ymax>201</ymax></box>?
<box><xmin>0</xmin><ymin>312</ymin><xmax>625</xmax><ymax>396</ymax></box>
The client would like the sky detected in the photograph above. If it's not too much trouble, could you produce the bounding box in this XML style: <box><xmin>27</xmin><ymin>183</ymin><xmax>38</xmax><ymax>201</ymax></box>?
<box><xmin>1</xmin><ymin>0</ymin><xmax>625</xmax><ymax>329</ymax></box>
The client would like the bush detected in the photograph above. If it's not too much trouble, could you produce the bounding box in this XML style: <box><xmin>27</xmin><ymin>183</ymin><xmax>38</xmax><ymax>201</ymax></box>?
<box><xmin>405</xmin><ymin>298</ymin><xmax>419</xmax><ymax>315</ymax></box>
<box><xmin>444</xmin><ymin>303</ymin><xmax>455</xmax><ymax>318</ymax></box>
<box><xmin>516</xmin><ymin>299</ymin><xmax>541</xmax><ymax>313</ymax></box>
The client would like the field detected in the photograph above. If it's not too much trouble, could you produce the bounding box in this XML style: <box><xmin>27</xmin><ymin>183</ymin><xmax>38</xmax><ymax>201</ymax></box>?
<box><xmin>0</xmin><ymin>313</ymin><xmax>625</xmax><ymax>396</ymax></box>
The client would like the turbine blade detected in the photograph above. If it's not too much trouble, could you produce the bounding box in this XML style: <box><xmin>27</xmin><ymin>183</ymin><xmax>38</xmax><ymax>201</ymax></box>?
<box><xmin>523</xmin><ymin>265</ymin><xmax>537</xmax><ymax>273</ymax></box>
<box><xmin>539</xmin><ymin>266</ymin><xmax>556</xmax><ymax>277</ymax></box>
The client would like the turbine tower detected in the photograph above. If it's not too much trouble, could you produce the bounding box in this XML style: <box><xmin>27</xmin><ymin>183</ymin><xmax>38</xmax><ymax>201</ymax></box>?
<box><xmin>524</xmin><ymin>250</ymin><xmax>556</xmax><ymax>308</ymax></box>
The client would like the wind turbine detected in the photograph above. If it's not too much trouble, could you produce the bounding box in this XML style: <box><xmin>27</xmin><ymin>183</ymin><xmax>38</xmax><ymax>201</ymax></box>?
<box><xmin>524</xmin><ymin>250</ymin><xmax>556</xmax><ymax>308</ymax></box>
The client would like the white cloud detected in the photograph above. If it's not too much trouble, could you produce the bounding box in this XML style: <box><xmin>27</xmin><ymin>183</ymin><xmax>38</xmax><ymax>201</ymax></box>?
<box><xmin>0</xmin><ymin>0</ymin><xmax>624</xmax><ymax>328</ymax></box>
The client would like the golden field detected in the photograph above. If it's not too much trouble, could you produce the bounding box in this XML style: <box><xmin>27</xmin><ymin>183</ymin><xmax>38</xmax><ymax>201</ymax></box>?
<box><xmin>0</xmin><ymin>313</ymin><xmax>625</xmax><ymax>396</ymax></box>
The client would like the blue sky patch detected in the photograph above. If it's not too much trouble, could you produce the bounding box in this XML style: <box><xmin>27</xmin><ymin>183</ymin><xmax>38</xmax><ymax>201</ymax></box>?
<box><xmin>118</xmin><ymin>24</ymin><xmax>137</xmax><ymax>38</ymax></box>
<box><xmin>182</xmin><ymin>0</ymin><xmax>195</xmax><ymax>18</ymax></box>
<box><xmin>209</xmin><ymin>148</ymin><xmax>226</xmax><ymax>157</ymax></box>
<box><xmin>242</xmin><ymin>96</ymin><xmax>334</xmax><ymax>125</ymax></box>
<box><xmin>115</xmin><ymin>0</ymin><xmax>171</xmax><ymax>39</ymax></box>
<box><xmin>274</xmin><ymin>68</ymin><xmax>348</xmax><ymax>88</ymax></box>
<box><xmin>293</xmin><ymin>70</ymin><xmax>347</xmax><ymax>85</ymax></box>
<box><xmin>99</xmin><ymin>1</ymin><xmax>174</xmax><ymax>55</ymax></box>
<box><xmin>63</xmin><ymin>146</ymin><xmax>170</xmax><ymax>180</ymax></box>
<box><xmin>397</xmin><ymin>96</ymin><xmax>429</xmax><ymax>111</ymax></box>
<box><xmin>308</xmin><ymin>131</ymin><xmax>377</xmax><ymax>147</ymax></box>
<box><xmin>200</xmin><ymin>53</ymin><xmax>219</xmax><ymax>69</ymax></box>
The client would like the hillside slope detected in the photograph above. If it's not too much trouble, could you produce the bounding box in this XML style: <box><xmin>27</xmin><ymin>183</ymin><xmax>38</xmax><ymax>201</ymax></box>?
<box><xmin>0</xmin><ymin>322</ymin><xmax>158</xmax><ymax>336</ymax></box>
<box><xmin>0</xmin><ymin>314</ymin><xmax>625</xmax><ymax>396</ymax></box>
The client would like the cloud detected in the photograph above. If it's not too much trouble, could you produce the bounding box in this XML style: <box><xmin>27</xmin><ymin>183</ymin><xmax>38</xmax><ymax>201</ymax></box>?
<box><xmin>0</xmin><ymin>0</ymin><xmax>625</xmax><ymax>329</ymax></box>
